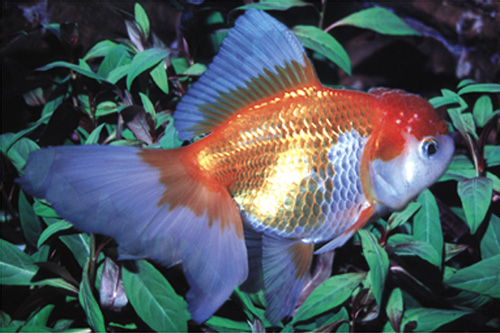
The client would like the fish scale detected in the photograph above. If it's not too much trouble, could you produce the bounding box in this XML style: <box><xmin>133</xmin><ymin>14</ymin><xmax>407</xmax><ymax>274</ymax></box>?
<box><xmin>189</xmin><ymin>86</ymin><xmax>376</xmax><ymax>240</ymax></box>
<box><xmin>18</xmin><ymin>9</ymin><xmax>454</xmax><ymax>324</ymax></box>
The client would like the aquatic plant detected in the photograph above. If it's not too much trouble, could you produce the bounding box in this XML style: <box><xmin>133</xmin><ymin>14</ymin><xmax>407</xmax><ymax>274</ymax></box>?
<box><xmin>1</xmin><ymin>2</ymin><xmax>498</xmax><ymax>331</ymax></box>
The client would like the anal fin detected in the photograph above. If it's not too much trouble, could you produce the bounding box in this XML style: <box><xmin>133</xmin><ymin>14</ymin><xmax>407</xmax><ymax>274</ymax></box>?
<box><xmin>262</xmin><ymin>235</ymin><xmax>314</xmax><ymax>324</ymax></box>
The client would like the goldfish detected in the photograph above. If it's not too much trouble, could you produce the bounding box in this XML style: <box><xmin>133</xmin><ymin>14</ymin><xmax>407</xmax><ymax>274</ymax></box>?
<box><xmin>18</xmin><ymin>9</ymin><xmax>454</xmax><ymax>324</ymax></box>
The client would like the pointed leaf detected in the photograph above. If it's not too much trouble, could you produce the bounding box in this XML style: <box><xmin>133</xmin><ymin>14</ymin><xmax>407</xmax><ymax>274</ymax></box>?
<box><xmin>293</xmin><ymin>25</ymin><xmax>351</xmax><ymax>75</ymax></box>
<box><xmin>126</xmin><ymin>47</ymin><xmax>170</xmax><ymax>90</ymax></box>
<box><xmin>83</xmin><ymin>40</ymin><xmax>118</xmax><ymax>60</ymax></box>
<box><xmin>85</xmin><ymin>123</ymin><xmax>106</xmax><ymax>145</ymax></box>
<box><xmin>446</xmin><ymin>254</ymin><xmax>500</xmax><ymax>298</ymax></box>
<box><xmin>458</xmin><ymin>83</ymin><xmax>500</xmax><ymax>95</ymax></box>
<box><xmin>333</xmin><ymin>7</ymin><xmax>420</xmax><ymax>36</ymax></box>
<box><xmin>386</xmin><ymin>288</ymin><xmax>403</xmax><ymax>332</ymax></box>
<box><xmin>107</xmin><ymin>64</ymin><xmax>130</xmax><ymax>84</ymax></box>
<box><xmin>413</xmin><ymin>189</ymin><xmax>443</xmax><ymax>269</ymax></box>
<box><xmin>236</xmin><ymin>0</ymin><xmax>310</xmax><ymax>11</ymax></box>
<box><xmin>448</xmin><ymin>108</ymin><xmax>478</xmax><ymax>141</ymax></box>
<box><xmin>457</xmin><ymin>177</ymin><xmax>493</xmax><ymax>234</ymax></box>
<box><xmin>473</xmin><ymin>95</ymin><xmax>493</xmax><ymax>127</ymax></box>
<box><xmin>292</xmin><ymin>272</ymin><xmax>367</xmax><ymax>323</ymax></box>
<box><xmin>387</xmin><ymin>234</ymin><xmax>440</xmax><ymax>266</ymax></box>
<box><xmin>402</xmin><ymin>307</ymin><xmax>469</xmax><ymax>332</ymax></box>
<box><xmin>139</xmin><ymin>92</ymin><xmax>155</xmax><ymax>117</ymax></box>
<box><xmin>95</xmin><ymin>101</ymin><xmax>118</xmax><ymax>118</ymax></box>
<box><xmin>486</xmin><ymin>146</ymin><xmax>500</xmax><ymax>167</ymax></box>
<box><xmin>38</xmin><ymin>61</ymin><xmax>107</xmax><ymax>83</ymax></box>
<box><xmin>150</xmin><ymin>61</ymin><xmax>169</xmax><ymax>94</ymax></box>
<box><xmin>134</xmin><ymin>3</ymin><xmax>150</xmax><ymax>38</ymax></box>
<box><xmin>481</xmin><ymin>214</ymin><xmax>500</xmax><ymax>259</ymax></box>
<box><xmin>359</xmin><ymin>229</ymin><xmax>389</xmax><ymax>307</ymax></box>
<box><xmin>182</xmin><ymin>63</ymin><xmax>207</xmax><ymax>76</ymax></box>
<box><xmin>97</xmin><ymin>44</ymin><xmax>131</xmax><ymax>78</ymax></box>
<box><xmin>387</xmin><ymin>202</ymin><xmax>421</xmax><ymax>230</ymax></box>
<box><xmin>5</xmin><ymin>137</ymin><xmax>39</xmax><ymax>173</ymax></box>
<box><xmin>25</xmin><ymin>304</ymin><xmax>54</xmax><ymax>327</ymax></box>
<box><xmin>122</xmin><ymin>260</ymin><xmax>188</xmax><ymax>332</ymax></box>
<box><xmin>79</xmin><ymin>260</ymin><xmax>106</xmax><ymax>332</ymax></box>
<box><xmin>18</xmin><ymin>190</ymin><xmax>43</xmax><ymax>247</ymax></box>
<box><xmin>0</xmin><ymin>239</ymin><xmax>37</xmax><ymax>285</ymax></box>
<box><xmin>37</xmin><ymin>220</ymin><xmax>74</xmax><ymax>248</ymax></box>
<box><xmin>160</xmin><ymin>118</ymin><xmax>183</xmax><ymax>149</ymax></box>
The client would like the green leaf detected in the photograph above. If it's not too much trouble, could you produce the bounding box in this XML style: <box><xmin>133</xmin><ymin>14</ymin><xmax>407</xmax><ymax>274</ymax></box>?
<box><xmin>292</xmin><ymin>272</ymin><xmax>366</xmax><ymax>323</ymax></box>
<box><xmin>486</xmin><ymin>146</ymin><xmax>500</xmax><ymax>167</ymax></box>
<box><xmin>1</xmin><ymin>112</ymin><xmax>51</xmax><ymax>154</ymax></box>
<box><xmin>83</xmin><ymin>40</ymin><xmax>118</xmax><ymax>60</ymax></box>
<box><xmin>61</xmin><ymin>233</ymin><xmax>90</xmax><ymax>268</ymax></box>
<box><xmin>333</xmin><ymin>7</ymin><xmax>420</xmax><ymax>36</ymax></box>
<box><xmin>448</xmin><ymin>108</ymin><xmax>478</xmax><ymax>141</ymax></box>
<box><xmin>457</xmin><ymin>177</ymin><xmax>493</xmax><ymax>234</ymax></box>
<box><xmin>33</xmin><ymin>199</ymin><xmax>59</xmax><ymax>218</ymax></box>
<box><xmin>457</xmin><ymin>78</ymin><xmax>476</xmax><ymax>89</ymax></box>
<box><xmin>387</xmin><ymin>234</ymin><xmax>440</xmax><ymax>267</ymax></box>
<box><xmin>95</xmin><ymin>101</ymin><xmax>118</xmax><ymax>118</ymax></box>
<box><xmin>206</xmin><ymin>316</ymin><xmax>251</xmax><ymax>332</ymax></box>
<box><xmin>448</xmin><ymin>154</ymin><xmax>474</xmax><ymax>170</ymax></box>
<box><xmin>18</xmin><ymin>191</ymin><xmax>43</xmax><ymax>247</ymax></box>
<box><xmin>402</xmin><ymin>307</ymin><xmax>469</xmax><ymax>332</ymax></box>
<box><xmin>387</xmin><ymin>202</ymin><xmax>421</xmax><ymax>230</ymax></box>
<box><xmin>481</xmin><ymin>214</ymin><xmax>500</xmax><ymax>259</ymax></box>
<box><xmin>446</xmin><ymin>254</ymin><xmax>500</xmax><ymax>298</ymax></box>
<box><xmin>236</xmin><ymin>0</ymin><xmax>310</xmax><ymax>11</ymax></box>
<box><xmin>293</xmin><ymin>25</ymin><xmax>351</xmax><ymax>75</ymax></box>
<box><xmin>4</xmin><ymin>137</ymin><xmax>39</xmax><ymax>173</ymax></box>
<box><xmin>182</xmin><ymin>63</ymin><xmax>208</xmax><ymax>76</ymax></box>
<box><xmin>97</xmin><ymin>44</ymin><xmax>131</xmax><ymax>78</ymax></box>
<box><xmin>126</xmin><ymin>47</ymin><xmax>170</xmax><ymax>90</ymax></box>
<box><xmin>486</xmin><ymin>171</ymin><xmax>500</xmax><ymax>193</ymax></box>
<box><xmin>386</xmin><ymin>288</ymin><xmax>403</xmax><ymax>332</ymax></box>
<box><xmin>358</xmin><ymin>229</ymin><xmax>389</xmax><ymax>307</ymax></box>
<box><xmin>107</xmin><ymin>64</ymin><xmax>130</xmax><ymax>84</ymax></box>
<box><xmin>85</xmin><ymin>123</ymin><xmax>106</xmax><ymax>145</ymax></box>
<box><xmin>134</xmin><ymin>3</ymin><xmax>150</xmax><ymax>38</ymax></box>
<box><xmin>38</xmin><ymin>60</ymin><xmax>107</xmax><ymax>83</ymax></box>
<box><xmin>44</xmin><ymin>217</ymin><xmax>90</xmax><ymax>267</ymax></box>
<box><xmin>444</xmin><ymin>243</ymin><xmax>469</xmax><ymax>262</ymax></box>
<box><xmin>139</xmin><ymin>92</ymin><xmax>155</xmax><ymax>117</ymax></box>
<box><xmin>171</xmin><ymin>57</ymin><xmax>189</xmax><ymax>74</ymax></box>
<box><xmin>25</xmin><ymin>304</ymin><xmax>54</xmax><ymax>327</ymax></box>
<box><xmin>160</xmin><ymin>118</ymin><xmax>183</xmax><ymax>149</ymax></box>
<box><xmin>0</xmin><ymin>238</ymin><xmax>37</xmax><ymax>285</ymax></box>
<box><xmin>473</xmin><ymin>95</ymin><xmax>493</xmax><ymax>127</ymax></box>
<box><xmin>413</xmin><ymin>189</ymin><xmax>443</xmax><ymax>269</ymax></box>
<box><xmin>429</xmin><ymin>89</ymin><xmax>468</xmax><ymax>110</ymax></box>
<box><xmin>122</xmin><ymin>260</ymin><xmax>188</xmax><ymax>332</ymax></box>
<box><xmin>458</xmin><ymin>83</ymin><xmax>500</xmax><ymax>95</ymax></box>
<box><xmin>37</xmin><ymin>220</ymin><xmax>74</xmax><ymax>248</ymax></box>
<box><xmin>79</xmin><ymin>260</ymin><xmax>106</xmax><ymax>332</ymax></box>
<box><xmin>150</xmin><ymin>61</ymin><xmax>169</xmax><ymax>94</ymax></box>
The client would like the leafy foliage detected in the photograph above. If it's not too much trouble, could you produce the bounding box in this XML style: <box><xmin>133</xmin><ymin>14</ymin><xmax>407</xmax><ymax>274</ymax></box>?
<box><xmin>1</xmin><ymin>2</ymin><xmax>499</xmax><ymax>332</ymax></box>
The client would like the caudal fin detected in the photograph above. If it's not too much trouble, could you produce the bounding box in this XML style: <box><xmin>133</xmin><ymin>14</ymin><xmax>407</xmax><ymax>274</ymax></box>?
<box><xmin>18</xmin><ymin>145</ymin><xmax>248</xmax><ymax>323</ymax></box>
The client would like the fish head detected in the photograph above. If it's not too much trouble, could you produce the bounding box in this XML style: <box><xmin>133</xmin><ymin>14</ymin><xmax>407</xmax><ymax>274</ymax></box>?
<box><xmin>363</xmin><ymin>88</ymin><xmax>454</xmax><ymax>211</ymax></box>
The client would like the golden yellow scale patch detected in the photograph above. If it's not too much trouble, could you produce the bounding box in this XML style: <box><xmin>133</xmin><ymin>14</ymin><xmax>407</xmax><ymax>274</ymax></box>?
<box><xmin>189</xmin><ymin>86</ymin><xmax>376</xmax><ymax>237</ymax></box>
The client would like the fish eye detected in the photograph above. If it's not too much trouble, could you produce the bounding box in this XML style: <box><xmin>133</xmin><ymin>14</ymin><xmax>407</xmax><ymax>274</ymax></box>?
<box><xmin>421</xmin><ymin>137</ymin><xmax>439</xmax><ymax>159</ymax></box>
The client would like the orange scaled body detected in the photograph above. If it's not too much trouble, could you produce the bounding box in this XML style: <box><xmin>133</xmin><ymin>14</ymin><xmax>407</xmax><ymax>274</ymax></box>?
<box><xmin>19</xmin><ymin>9</ymin><xmax>454</xmax><ymax>325</ymax></box>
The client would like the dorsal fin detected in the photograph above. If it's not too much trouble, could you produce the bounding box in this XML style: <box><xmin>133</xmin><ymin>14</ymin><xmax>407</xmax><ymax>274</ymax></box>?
<box><xmin>174</xmin><ymin>9</ymin><xmax>319</xmax><ymax>140</ymax></box>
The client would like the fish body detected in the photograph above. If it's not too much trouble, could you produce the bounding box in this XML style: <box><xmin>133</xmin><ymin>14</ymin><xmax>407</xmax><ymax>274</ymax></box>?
<box><xmin>18</xmin><ymin>9</ymin><xmax>454</xmax><ymax>325</ymax></box>
<box><xmin>177</xmin><ymin>86</ymin><xmax>375</xmax><ymax>243</ymax></box>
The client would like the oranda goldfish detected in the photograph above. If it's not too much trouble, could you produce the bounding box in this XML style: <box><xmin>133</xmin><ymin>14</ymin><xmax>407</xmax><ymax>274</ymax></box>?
<box><xmin>18</xmin><ymin>9</ymin><xmax>454</xmax><ymax>324</ymax></box>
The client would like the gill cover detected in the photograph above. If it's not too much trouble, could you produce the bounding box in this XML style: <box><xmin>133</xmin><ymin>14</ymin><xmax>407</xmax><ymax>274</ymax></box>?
<box><xmin>364</xmin><ymin>89</ymin><xmax>454</xmax><ymax>210</ymax></box>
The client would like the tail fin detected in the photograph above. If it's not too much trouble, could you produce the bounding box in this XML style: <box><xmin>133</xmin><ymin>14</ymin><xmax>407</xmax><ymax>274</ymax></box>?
<box><xmin>18</xmin><ymin>145</ymin><xmax>248</xmax><ymax>323</ymax></box>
